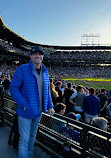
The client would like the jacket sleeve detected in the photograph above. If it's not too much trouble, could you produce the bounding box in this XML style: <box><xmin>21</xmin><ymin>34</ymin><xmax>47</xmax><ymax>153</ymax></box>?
<box><xmin>47</xmin><ymin>81</ymin><xmax>54</xmax><ymax>109</ymax></box>
<box><xmin>9</xmin><ymin>66</ymin><xmax>27</xmax><ymax>108</ymax></box>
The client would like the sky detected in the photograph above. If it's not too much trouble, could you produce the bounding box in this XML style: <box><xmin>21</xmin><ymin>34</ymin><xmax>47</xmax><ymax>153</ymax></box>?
<box><xmin>0</xmin><ymin>0</ymin><xmax>111</xmax><ymax>46</ymax></box>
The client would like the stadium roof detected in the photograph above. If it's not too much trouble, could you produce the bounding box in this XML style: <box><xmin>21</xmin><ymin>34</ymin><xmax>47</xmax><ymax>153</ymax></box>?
<box><xmin>0</xmin><ymin>16</ymin><xmax>35</xmax><ymax>47</ymax></box>
<box><xmin>0</xmin><ymin>16</ymin><xmax>111</xmax><ymax>50</ymax></box>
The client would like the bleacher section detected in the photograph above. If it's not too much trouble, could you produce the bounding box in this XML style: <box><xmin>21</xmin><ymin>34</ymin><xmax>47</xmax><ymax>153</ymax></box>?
<box><xmin>1</xmin><ymin>95</ymin><xmax>111</xmax><ymax>158</ymax></box>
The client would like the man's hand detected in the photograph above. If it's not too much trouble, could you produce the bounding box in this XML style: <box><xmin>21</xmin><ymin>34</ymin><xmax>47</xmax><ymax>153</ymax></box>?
<box><xmin>48</xmin><ymin>108</ymin><xmax>55</xmax><ymax>116</ymax></box>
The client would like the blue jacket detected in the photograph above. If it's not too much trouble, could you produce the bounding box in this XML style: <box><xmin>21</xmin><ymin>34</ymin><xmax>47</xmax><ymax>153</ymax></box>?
<box><xmin>9</xmin><ymin>60</ymin><xmax>53</xmax><ymax>119</ymax></box>
<box><xmin>83</xmin><ymin>94</ymin><xmax>100</xmax><ymax>115</ymax></box>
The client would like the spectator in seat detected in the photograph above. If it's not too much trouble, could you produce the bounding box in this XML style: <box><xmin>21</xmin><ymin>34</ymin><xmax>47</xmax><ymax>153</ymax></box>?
<box><xmin>59</xmin><ymin>112</ymin><xmax>81</xmax><ymax>142</ymax></box>
<box><xmin>90</xmin><ymin>117</ymin><xmax>110</xmax><ymax>157</ymax></box>
<box><xmin>54</xmin><ymin>102</ymin><xmax>66</xmax><ymax>115</ymax></box>
<box><xmin>91</xmin><ymin>117</ymin><xmax>108</xmax><ymax>131</ymax></box>
<box><xmin>52</xmin><ymin>103</ymin><xmax>66</xmax><ymax>132</ymax></box>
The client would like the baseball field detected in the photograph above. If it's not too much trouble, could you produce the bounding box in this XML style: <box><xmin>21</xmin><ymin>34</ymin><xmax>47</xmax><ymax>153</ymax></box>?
<box><xmin>62</xmin><ymin>77</ymin><xmax>111</xmax><ymax>90</ymax></box>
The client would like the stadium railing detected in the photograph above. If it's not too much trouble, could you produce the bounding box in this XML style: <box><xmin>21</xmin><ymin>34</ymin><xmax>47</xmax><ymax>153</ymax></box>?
<box><xmin>1</xmin><ymin>94</ymin><xmax>111</xmax><ymax>158</ymax></box>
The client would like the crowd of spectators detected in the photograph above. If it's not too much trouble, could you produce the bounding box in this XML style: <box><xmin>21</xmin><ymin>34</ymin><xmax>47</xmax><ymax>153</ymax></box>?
<box><xmin>47</xmin><ymin>78</ymin><xmax>111</xmax><ymax>154</ymax></box>
<box><xmin>1</xmin><ymin>63</ymin><xmax>111</xmax><ymax>79</ymax></box>
<box><xmin>0</xmin><ymin>63</ymin><xmax>111</xmax><ymax>84</ymax></box>
<box><xmin>48</xmin><ymin>66</ymin><xmax>111</xmax><ymax>78</ymax></box>
<box><xmin>49</xmin><ymin>78</ymin><xmax>111</xmax><ymax>130</ymax></box>
<box><xmin>50</xmin><ymin>50</ymin><xmax>111</xmax><ymax>60</ymax></box>
<box><xmin>1</xmin><ymin>38</ymin><xmax>111</xmax><ymax>79</ymax></box>
<box><xmin>0</xmin><ymin>39</ymin><xmax>30</xmax><ymax>56</ymax></box>
<box><xmin>1</xmin><ymin>38</ymin><xmax>111</xmax><ymax>61</ymax></box>
<box><xmin>0</xmin><ymin>64</ymin><xmax>16</xmax><ymax>77</ymax></box>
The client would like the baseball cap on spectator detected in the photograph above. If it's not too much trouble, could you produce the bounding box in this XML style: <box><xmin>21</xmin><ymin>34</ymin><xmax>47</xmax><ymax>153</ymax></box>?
<box><xmin>66</xmin><ymin>112</ymin><xmax>81</xmax><ymax>120</ymax></box>
<box><xmin>30</xmin><ymin>46</ymin><xmax>44</xmax><ymax>55</ymax></box>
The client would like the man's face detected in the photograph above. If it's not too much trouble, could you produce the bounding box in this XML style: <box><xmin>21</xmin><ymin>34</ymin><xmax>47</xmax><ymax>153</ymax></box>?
<box><xmin>30</xmin><ymin>52</ymin><xmax>44</xmax><ymax>65</ymax></box>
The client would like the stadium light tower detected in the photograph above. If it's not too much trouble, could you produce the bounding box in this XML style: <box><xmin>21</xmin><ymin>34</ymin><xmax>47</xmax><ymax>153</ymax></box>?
<box><xmin>81</xmin><ymin>33</ymin><xmax>100</xmax><ymax>46</ymax></box>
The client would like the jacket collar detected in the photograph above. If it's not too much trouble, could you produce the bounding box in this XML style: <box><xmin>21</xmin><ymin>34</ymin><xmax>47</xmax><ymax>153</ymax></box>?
<box><xmin>29</xmin><ymin>60</ymin><xmax>47</xmax><ymax>73</ymax></box>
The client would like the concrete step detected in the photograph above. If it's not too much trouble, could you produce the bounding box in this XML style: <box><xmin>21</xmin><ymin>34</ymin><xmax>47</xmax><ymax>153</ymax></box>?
<box><xmin>0</xmin><ymin>125</ymin><xmax>52</xmax><ymax>158</ymax></box>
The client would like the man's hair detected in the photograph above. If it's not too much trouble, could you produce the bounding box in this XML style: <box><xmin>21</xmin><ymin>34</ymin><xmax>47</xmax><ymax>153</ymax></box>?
<box><xmin>101</xmin><ymin>88</ymin><xmax>105</xmax><ymax>93</ymax></box>
<box><xmin>67</xmin><ymin>83</ymin><xmax>72</xmax><ymax>88</ymax></box>
<box><xmin>89</xmin><ymin>87</ymin><xmax>95</xmax><ymax>94</ymax></box>
<box><xmin>76</xmin><ymin>85</ymin><xmax>83</xmax><ymax>92</ymax></box>
<box><xmin>55</xmin><ymin>81</ymin><xmax>62</xmax><ymax>86</ymax></box>
<box><xmin>91</xmin><ymin>117</ymin><xmax>108</xmax><ymax>130</ymax></box>
<box><xmin>54</xmin><ymin>103</ymin><xmax>66</xmax><ymax>113</ymax></box>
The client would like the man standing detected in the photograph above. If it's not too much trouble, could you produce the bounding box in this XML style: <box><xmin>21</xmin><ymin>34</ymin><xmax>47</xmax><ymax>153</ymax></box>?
<box><xmin>64</xmin><ymin>83</ymin><xmax>74</xmax><ymax>114</ymax></box>
<box><xmin>9</xmin><ymin>45</ymin><xmax>54</xmax><ymax>158</ymax></box>
<box><xmin>97</xmin><ymin>88</ymin><xmax>108</xmax><ymax>117</ymax></box>
<box><xmin>69</xmin><ymin>85</ymin><xmax>89</xmax><ymax>120</ymax></box>
<box><xmin>83</xmin><ymin>87</ymin><xmax>100</xmax><ymax>124</ymax></box>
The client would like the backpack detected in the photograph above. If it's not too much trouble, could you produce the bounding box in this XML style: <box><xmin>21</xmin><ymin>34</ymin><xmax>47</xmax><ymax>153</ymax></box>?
<box><xmin>8</xmin><ymin>115</ymin><xmax>20</xmax><ymax>150</ymax></box>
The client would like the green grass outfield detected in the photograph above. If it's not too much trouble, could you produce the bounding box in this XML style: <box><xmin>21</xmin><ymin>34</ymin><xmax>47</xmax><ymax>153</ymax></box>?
<box><xmin>62</xmin><ymin>77</ymin><xmax>111</xmax><ymax>90</ymax></box>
